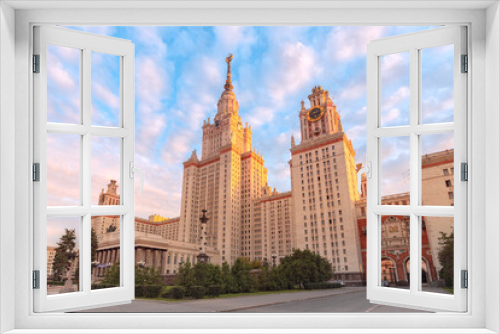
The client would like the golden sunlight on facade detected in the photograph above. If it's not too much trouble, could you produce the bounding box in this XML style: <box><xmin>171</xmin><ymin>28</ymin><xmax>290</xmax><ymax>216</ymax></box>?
<box><xmin>43</xmin><ymin>55</ymin><xmax>454</xmax><ymax>287</ymax></box>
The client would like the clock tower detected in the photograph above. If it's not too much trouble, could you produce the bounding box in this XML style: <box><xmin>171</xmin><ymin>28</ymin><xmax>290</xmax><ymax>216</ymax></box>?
<box><xmin>290</xmin><ymin>86</ymin><xmax>363</xmax><ymax>282</ymax></box>
<box><xmin>299</xmin><ymin>86</ymin><xmax>343</xmax><ymax>142</ymax></box>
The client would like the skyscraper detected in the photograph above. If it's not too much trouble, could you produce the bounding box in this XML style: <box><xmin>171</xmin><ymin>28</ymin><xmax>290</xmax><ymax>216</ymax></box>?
<box><xmin>178</xmin><ymin>54</ymin><xmax>269</xmax><ymax>263</ymax></box>
<box><xmin>289</xmin><ymin>86</ymin><xmax>364</xmax><ymax>282</ymax></box>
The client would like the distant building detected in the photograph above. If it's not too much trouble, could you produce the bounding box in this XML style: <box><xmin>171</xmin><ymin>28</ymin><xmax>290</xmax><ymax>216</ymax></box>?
<box><xmin>47</xmin><ymin>246</ymin><xmax>56</xmax><ymax>278</ymax></box>
<box><xmin>355</xmin><ymin>149</ymin><xmax>454</xmax><ymax>286</ymax></box>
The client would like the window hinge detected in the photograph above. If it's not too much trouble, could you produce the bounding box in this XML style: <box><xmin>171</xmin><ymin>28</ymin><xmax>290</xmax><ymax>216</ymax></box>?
<box><xmin>461</xmin><ymin>162</ymin><xmax>468</xmax><ymax>181</ymax></box>
<box><xmin>461</xmin><ymin>270</ymin><xmax>468</xmax><ymax>289</ymax></box>
<box><xmin>33</xmin><ymin>54</ymin><xmax>40</xmax><ymax>73</ymax></box>
<box><xmin>461</xmin><ymin>54</ymin><xmax>468</xmax><ymax>73</ymax></box>
<box><xmin>33</xmin><ymin>270</ymin><xmax>40</xmax><ymax>289</ymax></box>
<box><xmin>33</xmin><ymin>163</ymin><xmax>40</xmax><ymax>182</ymax></box>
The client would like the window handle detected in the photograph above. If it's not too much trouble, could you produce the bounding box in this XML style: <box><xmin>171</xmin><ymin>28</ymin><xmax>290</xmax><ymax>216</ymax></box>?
<box><xmin>129</xmin><ymin>161</ymin><xmax>144</xmax><ymax>195</ymax></box>
<box><xmin>356</xmin><ymin>162</ymin><xmax>371</xmax><ymax>195</ymax></box>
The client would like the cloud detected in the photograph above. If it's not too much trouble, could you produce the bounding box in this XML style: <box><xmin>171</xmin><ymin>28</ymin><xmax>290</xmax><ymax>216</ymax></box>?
<box><xmin>92</xmin><ymin>82</ymin><xmax>120</xmax><ymax>110</ymax></box>
<box><xmin>329</xmin><ymin>26</ymin><xmax>387</xmax><ymax>61</ymax></box>
<box><xmin>214</xmin><ymin>26</ymin><xmax>256</xmax><ymax>50</ymax></box>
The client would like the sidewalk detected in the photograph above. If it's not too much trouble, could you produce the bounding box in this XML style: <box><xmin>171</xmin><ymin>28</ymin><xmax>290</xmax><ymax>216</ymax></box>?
<box><xmin>78</xmin><ymin>287</ymin><xmax>366</xmax><ymax>313</ymax></box>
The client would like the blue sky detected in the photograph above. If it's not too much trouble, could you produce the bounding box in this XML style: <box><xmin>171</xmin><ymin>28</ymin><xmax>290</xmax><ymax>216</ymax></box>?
<box><xmin>46</xmin><ymin>26</ymin><xmax>454</xmax><ymax>222</ymax></box>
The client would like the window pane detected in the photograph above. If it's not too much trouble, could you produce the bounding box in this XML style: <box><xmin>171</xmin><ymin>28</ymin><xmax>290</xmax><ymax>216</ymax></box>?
<box><xmin>47</xmin><ymin>45</ymin><xmax>81</xmax><ymax>124</ymax></box>
<box><xmin>421</xmin><ymin>45</ymin><xmax>454</xmax><ymax>124</ymax></box>
<box><xmin>421</xmin><ymin>216</ymin><xmax>454</xmax><ymax>294</ymax></box>
<box><xmin>47</xmin><ymin>217</ymin><xmax>81</xmax><ymax>295</ymax></box>
<box><xmin>91</xmin><ymin>137</ymin><xmax>121</xmax><ymax>206</ymax></box>
<box><xmin>91</xmin><ymin>215</ymin><xmax>121</xmax><ymax>290</ymax></box>
<box><xmin>421</xmin><ymin>133</ymin><xmax>454</xmax><ymax>206</ymax></box>
<box><xmin>47</xmin><ymin>133</ymin><xmax>80</xmax><ymax>206</ymax></box>
<box><xmin>380</xmin><ymin>51</ymin><xmax>410</xmax><ymax>127</ymax></box>
<box><xmin>91</xmin><ymin>52</ymin><xmax>121</xmax><ymax>127</ymax></box>
<box><xmin>380</xmin><ymin>136</ymin><xmax>410</xmax><ymax>203</ymax></box>
<box><xmin>381</xmin><ymin>215</ymin><xmax>410</xmax><ymax>289</ymax></box>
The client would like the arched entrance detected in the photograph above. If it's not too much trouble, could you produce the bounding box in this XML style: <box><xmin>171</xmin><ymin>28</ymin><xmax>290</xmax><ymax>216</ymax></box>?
<box><xmin>381</xmin><ymin>257</ymin><xmax>398</xmax><ymax>284</ymax></box>
<box><xmin>404</xmin><ymin>258</ymin><xmax>431</xmax><ymax>286</ymax></box>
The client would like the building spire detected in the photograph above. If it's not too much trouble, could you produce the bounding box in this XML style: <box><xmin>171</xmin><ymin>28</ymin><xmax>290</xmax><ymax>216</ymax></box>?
<box><xmin>224</xmin><ymin>54</ymin><xmax>234</xmax><ymax>91</ymax></box>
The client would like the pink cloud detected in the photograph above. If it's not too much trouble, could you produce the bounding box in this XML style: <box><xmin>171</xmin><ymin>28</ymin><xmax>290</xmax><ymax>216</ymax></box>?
<box><xmin>329</xmin><ymin>26</ymin><xmax>387</xmax><ymax>61</ymax></box>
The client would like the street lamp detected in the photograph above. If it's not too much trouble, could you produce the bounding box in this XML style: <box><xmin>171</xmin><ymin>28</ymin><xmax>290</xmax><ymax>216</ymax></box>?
<box><xmin>272</xmin><ymin>254</ymin><xmax>277</xmax><ymax>267</ymax></box>
<box><xmin>91</xmin><ymin>260</ymin><xmax>100</xmax><ymax>283</ymax></box>
<box><xmin>197</xmin><ymin>209</ymin><xmax>210</xmax><ymax>263</ymax></box>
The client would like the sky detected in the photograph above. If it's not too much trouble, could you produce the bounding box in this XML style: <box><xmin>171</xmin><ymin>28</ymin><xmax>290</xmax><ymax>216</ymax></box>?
<box><xmin>45</xmin><ymin>25</ymin><xmax>455</xmax><ymax>239</ymax></box>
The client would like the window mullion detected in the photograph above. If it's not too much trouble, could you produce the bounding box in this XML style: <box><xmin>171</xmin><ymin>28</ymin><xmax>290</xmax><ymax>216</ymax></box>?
<box><xmin>82</xmin><ymin>47</ymin><xmax>91</xmax><ymax>294</ymax></box>
<box><xmin>409</xmin><ymin>46</ymin><xmax>420</xmax><ymax>294</ymax></box>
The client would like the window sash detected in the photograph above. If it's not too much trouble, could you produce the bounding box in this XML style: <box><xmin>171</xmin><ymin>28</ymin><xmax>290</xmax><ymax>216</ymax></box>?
<box><xmin>366</xmin><ymin>26</ymin><xmax>467</xmax><ymax>312</ymax></box>
<box><xmin>33</xmin><ymin>25</ymin><xmax>135</xmax><ymax>312</ymax></box>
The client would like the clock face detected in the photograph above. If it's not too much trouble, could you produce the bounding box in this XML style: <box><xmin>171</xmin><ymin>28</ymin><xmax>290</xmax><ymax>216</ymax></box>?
<box><xmin>307</xmin><ymin>107</ymin><xmax>324</xmax><ymax>122</ymax></box>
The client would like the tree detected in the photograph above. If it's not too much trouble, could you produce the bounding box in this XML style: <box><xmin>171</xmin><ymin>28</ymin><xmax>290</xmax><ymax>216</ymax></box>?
<box><xmin>193</xmin><ymin>262</ymin><xmax>222</xmax><ymax>288</ymax></box>
<box><xmin>102</xmin><ymin>261</ymin><xmax>120</xmax><ymax>286</ymax></box>
<box><xmin>232</xmin><ymin>257</ymin><xmax>254</xmax><ymax>292</ymax></box>
<box><xmin>280</xmin><ymin>249</ymin><xmax>332</xmax><ymax>288</ymax></box>
<box><xmin>91</xmin><ymin>228</ymin><xmax>98</xmax><ymax>262</ymax></box>
<box><xmin>52</xmin><ymin>228</ymin><xmax>77</xmax><ymax>282</ymax></box>
<box><xmin>175</xmin><ymin>262</ymin><xmax>196</xmax><ymax>288</ymax></box>
<box><xmin>221</xmin><ymin>262</ymin><xmax>238</xmax><ymax>293</ymax></box>
<box><xmin>438</xmin><ymin>232</ymin><xmax>454</xmax><ymax>287</ymax></box>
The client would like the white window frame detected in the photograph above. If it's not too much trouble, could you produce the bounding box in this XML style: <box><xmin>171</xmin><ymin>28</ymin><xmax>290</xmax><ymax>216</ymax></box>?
<box><xmin>32</xmin><ymin>25</ymin><xmax>136</xmax><ymax>312</ymax></box>
<box><xmin>0</xmin><ymin>2</ymin><xmax>498</xmax><ymax>333</ymax></box>
<box><xmin>365</xmin><ymin>26</ymin><xmax>467</xmax><ymax>312</ymax></box>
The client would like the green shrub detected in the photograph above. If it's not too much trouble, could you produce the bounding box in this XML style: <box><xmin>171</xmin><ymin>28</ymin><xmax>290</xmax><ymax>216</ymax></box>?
<box><xmin>190</xmin><ymin>286</ymin><xmax>205</xmax><ymax>299</ymax></box>
<box><xmin>160</xmin><ymin>286</ymin><xmax>175</xmax><ymax>299</ymax></box>
<box><xmin>170</xmin><ymin>286</ymin><xmax>186</xmax><ymax>299</ymax></box>
<box><xmin>208</xmin><ymin>285</ymin><xmax>221</xmax><ymax>297</ymax></box>
<box><xmin>135</xmin><ymin>285</ymin><xmax>144</xmax><ymax>297</ymax></box>
<box><xmin>143</xmin><ymin>285</ymin><xmax>163</xmax><ymax>298</ymax></box>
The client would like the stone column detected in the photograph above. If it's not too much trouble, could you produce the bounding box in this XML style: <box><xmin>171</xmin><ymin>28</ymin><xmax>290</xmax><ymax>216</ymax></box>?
<box><xmin>161</xmin><ymin>251</ymin><xmax>168</xmax><ymax>274</ymax></box>
<box><xmin>145</xmin><ymin>249</ymin><xmax>152</xmax><ymax>267</ymax></box>
<box><xmin>155</xmin><ymin>250</ymin><xmax>161</xmax><ymax>271</ymax></box>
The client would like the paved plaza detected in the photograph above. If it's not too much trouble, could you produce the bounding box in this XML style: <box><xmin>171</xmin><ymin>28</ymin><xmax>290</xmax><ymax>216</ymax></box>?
<box><xmin>77</xmin><ymin>287</ymin><xmax>430</xmax><ymax>313</ymax></box>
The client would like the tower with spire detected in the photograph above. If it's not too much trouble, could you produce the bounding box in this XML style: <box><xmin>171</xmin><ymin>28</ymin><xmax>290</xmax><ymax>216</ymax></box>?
<box><xmin>178</xmin><ymin>54</ymin><xmax>270</xmax><ymax>264</ymax></box>
<box><xmin>289</xmin><ymin>85</ymin><xmax>363</xmax><ymax>281</ymax></box>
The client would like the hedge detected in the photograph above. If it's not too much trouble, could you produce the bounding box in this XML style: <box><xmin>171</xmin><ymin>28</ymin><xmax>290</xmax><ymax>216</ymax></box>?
<box><xmin>207</xmin><ymin>285</ymin><xmax>221</xmax><ymax>297</ymax></box>
<box><xmin>190</xmin><ymin>286</ymin><xmax>205</xmax><ymax>299</ymax></box>
<box><xmin>135</xmin><ymin>285</ymin><xmax>163</xmax><ymax>298</ymax></box>
<box><xmin>170</xmin><ymin>286</ymin><xmax>186</xmax><ymax>299</ymax></box>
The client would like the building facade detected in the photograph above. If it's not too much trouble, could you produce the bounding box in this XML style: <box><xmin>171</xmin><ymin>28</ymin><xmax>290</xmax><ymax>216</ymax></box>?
<box><xmin>178</xmin><ymin>54</ymin><xmax>270</xmax><ymax>264</ymax></box>
<box><xmin>355</xmin><ymin>149</ymin><xmax>454</xmax><ymax>287</ymax></box>
<box><xmin>289</xmin><ymin>86</ymin><xmax>364</xmax><ymax>283</ymax></box>
<box><xmin>56</xmin><ymin>55</ymin><xmax>455</xmax><ymax>287</ymax></box>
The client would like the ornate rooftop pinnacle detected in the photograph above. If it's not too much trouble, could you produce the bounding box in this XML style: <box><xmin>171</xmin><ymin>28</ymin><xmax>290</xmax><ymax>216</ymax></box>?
<box><xmin>224</xmin><ymin>53</ymin><xmax>234</xmax><ymax>92</ymax></box>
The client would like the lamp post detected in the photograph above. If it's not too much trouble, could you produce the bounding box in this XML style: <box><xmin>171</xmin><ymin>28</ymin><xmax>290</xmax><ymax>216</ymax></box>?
<box><xmin>91</xmin><ymin>260</ymin><xmax>99</xmax><ymax>284</ymax></box>
<box><xmin>272</xmin><ymin>254</ymin><xmax>277</xmax><ymax>267</ymax></box>
<box><xmin>197</xmin><ymin>209</ymin><xmax>210</xmax><ymax>264</ymax></box>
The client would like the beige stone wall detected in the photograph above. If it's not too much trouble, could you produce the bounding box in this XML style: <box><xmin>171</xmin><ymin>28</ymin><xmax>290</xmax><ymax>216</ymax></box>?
<box><xmin>251</xmin><ymin>191</ymin><xmax>293</xmax><ymax>262</ymax></box>
<box><xmin>421</xmin><ymin>150</ymin><xmax>455</xmax><ymax>272</ymax></box>
<box><xmin>291</xmin><ymin>133</ymin><xmax>363</xmax><ymax>279</ymax></box>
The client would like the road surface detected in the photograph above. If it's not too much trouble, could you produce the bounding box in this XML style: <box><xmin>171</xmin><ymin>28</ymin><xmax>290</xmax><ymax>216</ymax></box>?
<box><xmin>77</xmin><ymin>287</ymin><xmax>429</xmax><ymax>313</ymax></box>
